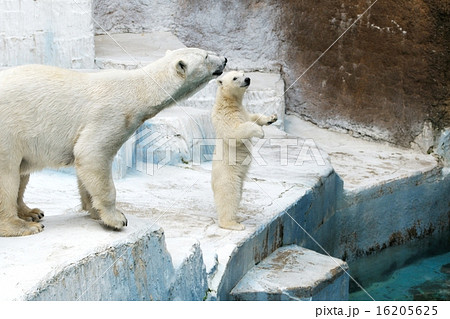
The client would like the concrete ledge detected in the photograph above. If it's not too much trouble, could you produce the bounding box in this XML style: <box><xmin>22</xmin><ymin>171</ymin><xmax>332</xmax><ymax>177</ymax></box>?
<box><xmin>10</xmin><ymin>126</ymin><xmax>335</xmax><ymax>300</ymax></box>
<box><xmin>285</xmin><ymin>114</ymin><xmax>450</xmax><ymax>261</ymax></box>
<box><xmin>1</xmin><ymin>117</ymin><xmax>447</xmax><ymax>300</ymax></box>
<box><xmin>230</xmin><ymin>245</ymin><xmax>349</xmax><ymax>301</ymax></box>
<box><xmin>0</xmin><ymin>214</ymin><xmax>174</xmax><ymax>300</ymax></box>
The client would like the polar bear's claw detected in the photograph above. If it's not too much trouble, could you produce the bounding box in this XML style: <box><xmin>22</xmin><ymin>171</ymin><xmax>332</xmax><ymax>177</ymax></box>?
<box><xmin>267</xmin><ymin>114</ymin><xmax>278</xmax><ymax>125</ymax></box>
<box><xmin>18</xmin><ymin>207</ymin><xmax>44</xmax><ymax>222</ymax></box>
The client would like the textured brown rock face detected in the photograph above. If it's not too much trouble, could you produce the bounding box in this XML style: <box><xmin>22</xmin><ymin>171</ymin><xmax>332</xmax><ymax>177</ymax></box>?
<box><xmin>277</xmin><ymin>0</ymin><xmax>449</xmax><ymax>146</ymax></box>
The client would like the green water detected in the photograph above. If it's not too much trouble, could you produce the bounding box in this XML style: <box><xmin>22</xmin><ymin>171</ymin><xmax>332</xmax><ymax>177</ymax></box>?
<box><xmin>349</xmin><ymin>232</ymin><xmax>450</xmax><ymax>301</ymax></box>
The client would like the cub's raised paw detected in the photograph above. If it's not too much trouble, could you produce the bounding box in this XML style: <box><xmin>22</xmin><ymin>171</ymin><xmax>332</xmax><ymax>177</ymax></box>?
<box><xmin>267</xmin><ymin>114</ymin><xmax>278</xmax><ymax>125</ymax></box>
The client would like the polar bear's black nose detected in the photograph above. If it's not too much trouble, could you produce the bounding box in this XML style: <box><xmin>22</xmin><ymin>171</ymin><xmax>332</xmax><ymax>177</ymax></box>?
<box><xmin>244</xmin><ymin>77</ymin><xmax>250</xmax><ymax>85</ymax></box>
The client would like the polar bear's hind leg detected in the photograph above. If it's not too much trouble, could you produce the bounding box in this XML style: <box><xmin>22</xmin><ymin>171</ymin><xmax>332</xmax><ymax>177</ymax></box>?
<box><xmin>212</xmin><ymin>171</ymin><xmax>245</xmax><ymax>231</ymax></box>
<box><xmin>0</xmin><ymin>167</ymin><xmax>44</xmax><ymax>237</ymax></box>
<box><xmin>17</xmin><ymin>174</ymin><xmax>45</xmax><ymax>222</ymax></box>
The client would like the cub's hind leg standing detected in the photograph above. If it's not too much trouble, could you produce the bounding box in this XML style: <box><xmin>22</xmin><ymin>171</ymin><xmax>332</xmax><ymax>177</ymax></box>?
<box><xmin>212</xmin><ymin>163</ymin><xmax>247</xmax><ymax>230</ymax></box>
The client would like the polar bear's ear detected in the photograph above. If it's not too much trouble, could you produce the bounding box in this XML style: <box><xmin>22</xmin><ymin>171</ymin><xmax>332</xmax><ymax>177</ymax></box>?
<box><xmin>176</xmin><ymin>60</ymin><xmax>187</xmax><ymax>76</ymax></box>
<box><xmin>165</xmin><ymin>50</ymin><xmax>172</xmax><ymax>55</ymax></box>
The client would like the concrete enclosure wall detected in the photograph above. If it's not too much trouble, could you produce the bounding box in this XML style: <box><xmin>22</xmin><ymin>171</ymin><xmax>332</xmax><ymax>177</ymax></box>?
<box><xmin>93</xmin><ymin>0</ymin><xmax>449</xmax><ymax>148</ymax></box>
<box><xmin>0</xmin><ymin>0</ymin><xmax>94</xmax><ymax>68</ymax></box>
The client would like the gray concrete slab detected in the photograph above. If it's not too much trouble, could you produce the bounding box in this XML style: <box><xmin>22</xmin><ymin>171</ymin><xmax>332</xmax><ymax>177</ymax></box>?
<box><xmin>230</xmin><ymin>245</ymin><xmax>349</xmax><ymax>301</ymax></box>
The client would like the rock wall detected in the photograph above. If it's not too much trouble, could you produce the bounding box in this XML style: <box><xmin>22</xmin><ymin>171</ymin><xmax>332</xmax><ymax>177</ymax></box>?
<box><xmin>94</xmin><ymin>0</ymin><xmax>449</xmax><ymax>148</ymax></box>
<box><xmin>277</xmin><ymin>0</ymin><xmax>450</xmax><ymax>148</ymax></box>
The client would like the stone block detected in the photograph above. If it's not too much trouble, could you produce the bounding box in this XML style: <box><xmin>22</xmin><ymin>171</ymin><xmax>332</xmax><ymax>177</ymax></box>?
<box><xmin>230</xmin><ymin>245</ymin><xmax>349</xmax><ymax>301</ymax></box>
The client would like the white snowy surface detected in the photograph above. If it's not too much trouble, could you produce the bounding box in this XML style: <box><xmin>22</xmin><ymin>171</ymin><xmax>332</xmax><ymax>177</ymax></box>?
<box><xmin>285</xmin><ymin>114</ymin><xmax>439</xmax><ymax>191</ymax></box>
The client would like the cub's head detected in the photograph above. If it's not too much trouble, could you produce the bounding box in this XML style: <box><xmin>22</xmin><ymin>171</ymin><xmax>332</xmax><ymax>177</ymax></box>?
<box><xmin>163</xmin><ymin>48</ymin><xmax>227</xmax><ymax>101</ymax></box>
<box><xmin>216</xmin><ymin>71</ymin><xmax>251</xmax><ymax>99</ymax></box>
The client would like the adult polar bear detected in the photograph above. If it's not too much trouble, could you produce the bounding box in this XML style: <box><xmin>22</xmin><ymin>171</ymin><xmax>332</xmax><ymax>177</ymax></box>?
<box><xmin>0</xmin><ymin>48</ymin><xmax>227</xmax><ymax>237</ymax></box>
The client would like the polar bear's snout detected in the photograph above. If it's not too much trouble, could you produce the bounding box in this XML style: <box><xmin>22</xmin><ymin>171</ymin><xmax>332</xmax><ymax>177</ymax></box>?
<box><xmin>213</xmin><ymin>57</ymin><xmax>227</xmax><ymax>76</ymax></box>
<box><xmin>244</xmin><ymin>77</ymin><xmax>250</xmax><ymax>87</ymax></box>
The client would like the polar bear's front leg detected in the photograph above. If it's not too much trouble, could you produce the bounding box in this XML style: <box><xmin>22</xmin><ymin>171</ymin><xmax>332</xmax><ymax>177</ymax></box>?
<box><xmin>77</xmin><ymin>177</ymin><xmax>102</xmax><ymax>220</ymax></box>
<box><xmin>227</xmin><ymin>122</ymin><xmax>264</xmax><ymax>140</ymax></box>
<box><xmin>75</xmin><ymin>156</ymin><xmax>127</xmax><ymax>230</ymax></box>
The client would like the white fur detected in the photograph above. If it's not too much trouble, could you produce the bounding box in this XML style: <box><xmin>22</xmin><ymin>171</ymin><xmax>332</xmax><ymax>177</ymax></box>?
<box><xmin>0</xmin><ymin>48</ymin><xmax>226</xmax><ymax>237</ymax></box>
<box><xmin>211</xmin><ymin>71</ymin><xmax>277</xmax><ymax>230</ymax></box>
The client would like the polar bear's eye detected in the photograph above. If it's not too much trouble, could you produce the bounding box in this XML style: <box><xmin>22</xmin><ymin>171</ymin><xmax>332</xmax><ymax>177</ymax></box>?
<box><xmin>205</xmin><ymin>54</ymin><xmax>208</xmax><ymax>60</ymax></box>
<box><xmin>233</xmin><ymin>77</ymin><xmax>237</xmax><ymax>81</ymax></box>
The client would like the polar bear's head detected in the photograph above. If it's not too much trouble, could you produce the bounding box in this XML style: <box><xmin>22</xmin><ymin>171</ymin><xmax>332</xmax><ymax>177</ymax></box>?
<box><xmin>216</xmin><ymin>71</ymin><xmax>251</xmax><ymax>99</ymax></box>
<box><xmin>158</xmin><ymin>48</ymin><xmax>227</xmax><ymax>102</ymax></box>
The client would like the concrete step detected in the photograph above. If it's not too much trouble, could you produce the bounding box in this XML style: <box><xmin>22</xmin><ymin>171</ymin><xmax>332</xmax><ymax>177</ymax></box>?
<box><xmin>94</xmin><ymin>32</ymin><xmax>286</xmax><ymax>126</ymax></box>
<box><xmin>0</xmin><ymin>214</ymin><xmax>175</xmax><ymax>300</ymax></box>
<box><xmin>113</xmin><ymin>106</ymin><xmax>215</xmax><ymax>179</ymax></box>
<box><xmin>96</xmin><ymin>32</ymin><xmax>286</xmax><ymax>178</ymax></box>
<box><xmin>230</xmin><ymin>245</ymin><xmax>349</xmax><ymax>301</ymax></box>
<box><xmin>183</xmin><ymin>72</ymin><xmax>285</xmax><ymax>129</ymax></box>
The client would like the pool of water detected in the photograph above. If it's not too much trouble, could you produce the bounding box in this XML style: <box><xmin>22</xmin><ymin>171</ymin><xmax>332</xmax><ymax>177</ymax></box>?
<box><xmin>349</xmin><ymin>231</ymin><xmax>450</xmax><ymax>301</ymax></box>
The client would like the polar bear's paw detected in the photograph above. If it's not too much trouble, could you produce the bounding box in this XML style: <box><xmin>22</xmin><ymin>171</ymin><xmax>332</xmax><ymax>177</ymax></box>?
<box><xmin>100</xmin><ymin>209</ymin><xmax>128</xmax><ymax>230</ymax></box>
<box><xmin>248</xmin><ymin>122</ymin><xmax>264</xmax><ymax>139</ymax></box>
<box><xmin>266</xmin><ymin>114</ymin><xmax>278</xmax><ymax>125</ymax></box>
<box><xmin>18</xmin><ymin>207</ymin><xmax>44</xmax><ymax>222</ymax></box>
<box><xmin>219</xmin><ymin>220</ymin><xmax>245</xmax><ymax>231</ymax></box>
<box><xmin>0</xmin><ymin>218</ymin><xmax>44</xmax><ymax>237</ymax></box>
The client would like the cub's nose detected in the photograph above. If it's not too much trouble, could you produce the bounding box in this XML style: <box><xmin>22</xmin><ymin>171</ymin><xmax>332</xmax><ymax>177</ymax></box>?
<box><xmin>244</xmin><ymin>77</ymin><xmax>250</xmax><ymax>85</ymax></box>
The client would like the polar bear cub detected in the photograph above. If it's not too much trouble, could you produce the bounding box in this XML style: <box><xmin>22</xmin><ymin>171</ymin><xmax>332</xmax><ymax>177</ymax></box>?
<box><xmin>0</xmin><ymin>48</ymin><xmax>227</xmax><ymax>237</ymax></box>
<box><xmin>211</xmin><ymin>71</ymin><xmax>277</xmax><ymax>230</ymax></box>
